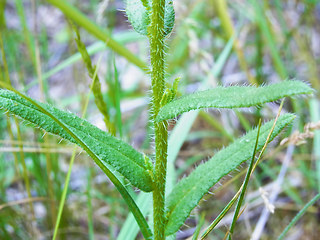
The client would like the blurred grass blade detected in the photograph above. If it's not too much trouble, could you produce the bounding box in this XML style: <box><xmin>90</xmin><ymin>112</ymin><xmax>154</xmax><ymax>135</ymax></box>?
<box><xmin>0</xmin><ymin>0</ymin><xmax>5</xmax><ymax>28</ymax></box>
<box><xmin>46</xmin><ymin>0</ymin><xmax>148</xmax><ymax>71</ymax></box>
<box><xmin>213</xmin><ymin>0</ymin><xmax>257</xmax><ymax>85</ymax></box>
<box><xmin>166</xmin><ymin>111</ymin><xmax>199</xmax><ymax>195</ymax></box>
<box><xmin>156</xmin><ymin>81</ymin><xmax>313</xmax><ymax>122</ymax></box>
<box><xmin>249</xmin><ymin>0</ymin><xmax>287</xmax><ymax>79</ymax></box>
<box><xmin>199</xmin><ymin>111</ymin><xmax>234</xmax><ymax>141</ymax></box>
<box><xmin>165</xmin><ymin>114</ymin><xmax>296</xmax><ymax>236</ymax></box>
<box><xmin>277</xmin><ymin>193</ymin><xmax>320</xmax><ymax>240</ymax></box>
<box><xmin>87</xmin><ymin>168</ymin><xmax>94</xmax><ymax>240</ymax></box>
<box><xmin>73</xmin><ymin>25</ymin><xmax>115</xmax><ymax>135</ymax></box>
<box><xmin>207</xmin><ymin>35</ymin><xmax>235</xmax><ymax>83</ymax></box>
<box><xmin>117</xmin><ymin>192</ymin><xmax>152</xmax><ymax>240</ymax></box>
<box><xmin>200</xmin><ymin>191</ymin><xmax>239</xmax><ymax>239</ymax></box>
<box><xmin>38</xmin><ymin>32</ymin><xmax>144</xmax><ymax>86</ymax></box>
<box><xmin>113</xmin><ymin>56</ymin><xmax>122</xmax><ymax>138</ymax></box>
<box><xmin>14</xmin><ymin>0</ymin><xmax>36</xmax><ymax>67</ymax></box>
<box><xmin>310</xmin><ymin>98</ymin><xmax>320</xmax><ymax>192</ymax></box>
<box><xmin>53</xmin><ymin>147</ymin><xmax>77</xmax><ymax>240</ymax></box>
<box><xmin>0</xmin><ymin>85</ymin><xmax>153</xmax><ymax>239</ymax></box>
<box><xmin>53</xmin><ymin>59</ymin><xmax>100</xmax><ymax>240</ymax></box>
<box><xmin>0</xmin><ymin>27</ymin><xmax>36</xmax><ymax>232</ymax></box>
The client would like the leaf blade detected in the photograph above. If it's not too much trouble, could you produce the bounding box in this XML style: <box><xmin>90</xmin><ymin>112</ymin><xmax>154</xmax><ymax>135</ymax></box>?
<box><xmin>0</xmin><ymin>89</ymin><xmax>154</xmax><ymax>192</ymax></box>
<box><xmin>165</xmin><ymin>113</ymin><xmax>296</xmax><ymax>236</ymax></box>
<box><xmin>156</xmin><ymin>81</ymin><xmax>313</xmax><ymax>122</ymax></box>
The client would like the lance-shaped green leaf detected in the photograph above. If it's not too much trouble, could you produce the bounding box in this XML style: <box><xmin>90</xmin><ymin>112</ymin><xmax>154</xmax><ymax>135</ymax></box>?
<box><xmin>0</xmin><ymin>89</ymin><xmax>154</xmax><ymax>192</ymax></box>
<box><xmin>156</xmin><ymin>80</ymin><xmax>313</xmax><ymax>122</ymax></box>
<box><xmin>126</xmin><ymin>0</ymin><xmax>175</xmax><ymax>36</ymax></box>
<box><xmin>165</xmin><ymin>113</ymin><xmax>295</xmax><ymax>235</ymax></box>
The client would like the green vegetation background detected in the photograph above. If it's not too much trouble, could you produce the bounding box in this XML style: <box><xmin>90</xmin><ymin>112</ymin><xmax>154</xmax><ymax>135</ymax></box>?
<box><xmin>0</xmin><ymin>0</ymin><xmax>320</xmax><ymax>239</ymax></box>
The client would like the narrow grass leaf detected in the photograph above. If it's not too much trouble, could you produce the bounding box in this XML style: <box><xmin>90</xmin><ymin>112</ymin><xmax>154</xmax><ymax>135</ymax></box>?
<box><xmin>53</xmin><ymin>62</ymin><xmax>100</xmax><ymax>240</ymax></box>
<box><xmin>192</xmin><ymin>213</ymin><xmax>205</xmax><ymax>240</ymax></box>
<box><xmin>310</xmin><ymin>98</ymin><xmax>320</xmax><ymax>192</ymax></box>
<box><xmin>250</xmin><ymin>0</ymin><xmax>287</xmax><ymax>79</ymax></box>
<box><xmin>113</xmin><ymin>56</ymin><xmax>122</xmax><ymax>138</ymax></box>
<box><xmin>117</xmin><ymin>192</ymin><xmax>152</xmax><ymax>240</ymax></box>
<box><xmin>200</xmin><ymin>189</ymin><xmax>240</xmax><ymax>239</ymax></box>
<box><xmin>166</xmin><ymin>111</ymin><xmax>199</xmax><ymax>195</ymax></box>
<box><xmin>165</xmin><ymin>114</ymin><xmax>296</xmax><ymax>236</ymax></box>
<box><xmin>73</xmin><ymin>26</ymin><xmax>115</xmax><ymax>135</ymax></box>
<box><xmin>227</xmin><ymin>119</ymin><xmax>262</xmax><ymax>240</ymax></box>
<box><xmin>0</xmin><ymin>89</ymin><xmax>154</xmax><ymax>192</ymax></box>
<box><xmin>277</xmin><ymin>193</ymin><xmax>320</xmax><ymax>240</ymax></box>
<box><xmin>156</xmin><ymin>81</ymin><xmax>313</xmax><ymax>122</ymax></box>
<box><xmin>39</xmin><ymin>32</ymin><xmax>144</xmax><ymax>85</ymax></box>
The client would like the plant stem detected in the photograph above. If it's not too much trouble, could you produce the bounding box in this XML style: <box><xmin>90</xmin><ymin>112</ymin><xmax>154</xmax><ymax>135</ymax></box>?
<box><xmin>149</xmin><ymin>0</ymin><xmax>168</xmax><ymax>239</ymax></box>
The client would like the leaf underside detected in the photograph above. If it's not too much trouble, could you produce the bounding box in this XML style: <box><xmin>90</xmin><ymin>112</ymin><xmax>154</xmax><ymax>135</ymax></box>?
<box><xmin>165</xmin><ymin>113</ymin><xmax>295</xmax><ymax>235</ymax></box>
<box><xmin>156</xmin><ymin>80</ymin><xmax>313</xmax><ymax>122</ymax></box>
<box><xmin>0</xmin><ymin>90</ymin><xmax>154</xmax><ymax>192</ymax></box>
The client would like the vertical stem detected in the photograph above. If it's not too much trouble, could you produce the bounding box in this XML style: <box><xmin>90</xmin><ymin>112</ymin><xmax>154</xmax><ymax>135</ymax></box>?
<box><xmin>149</xmin><ymin>0</ymin><xmax>168</xmax><ymax>239</ymax></box>
<box><xmin>153</xmin><ymin>119</ymin><xmax>168</xmax><ymax>240</ymax></box>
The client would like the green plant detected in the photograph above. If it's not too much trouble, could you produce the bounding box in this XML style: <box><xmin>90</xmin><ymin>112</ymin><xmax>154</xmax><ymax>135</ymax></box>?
<box><xmin>0</xmin><ymin>0</ymin><xmax>315</xmax><ymax>239</ymax></box>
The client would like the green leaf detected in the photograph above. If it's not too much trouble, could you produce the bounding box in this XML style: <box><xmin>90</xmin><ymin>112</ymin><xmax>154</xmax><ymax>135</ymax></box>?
<box><xmin>126</xmin><ymin>0</ymin><xmax>175</xmax><ymax>36</ymax></box>
<box><xmin>165</xmin><ymin>113</ymin><xmax>295</xmax><ymax>236</ymax></box>
<box><xmin>0</xmin><ymin>89</ymin><xmax>154</xmax><ymax>192</ymax></box>
<box><xmin>156</xmin><ymin>80</ymin><xmax>313</xmax><ymax>122</ymax></box>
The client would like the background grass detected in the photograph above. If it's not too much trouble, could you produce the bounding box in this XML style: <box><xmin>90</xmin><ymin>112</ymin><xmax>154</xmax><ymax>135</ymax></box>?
<box><xmin>1</xmin><ymin>0</ymin><xmax>320</xmax><ymax>239</ymax></box>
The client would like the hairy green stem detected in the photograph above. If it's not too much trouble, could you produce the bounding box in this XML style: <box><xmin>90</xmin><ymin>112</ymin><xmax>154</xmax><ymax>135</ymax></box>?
<box><xmin>149</xmin><ymin>0</ymin><xmax>168</xmax><ymax>239</ymax></box>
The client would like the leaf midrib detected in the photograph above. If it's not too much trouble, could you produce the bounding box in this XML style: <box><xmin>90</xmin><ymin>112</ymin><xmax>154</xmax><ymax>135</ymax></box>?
<box><xmin>0</xmin><ymin>93</ymin><xmax>149</xmax><ymax>172</ymax></box>
<box><xmin>157</xmin><ymin>83</ymin><xmax>313</xmax><ymax>122</ymax></box>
